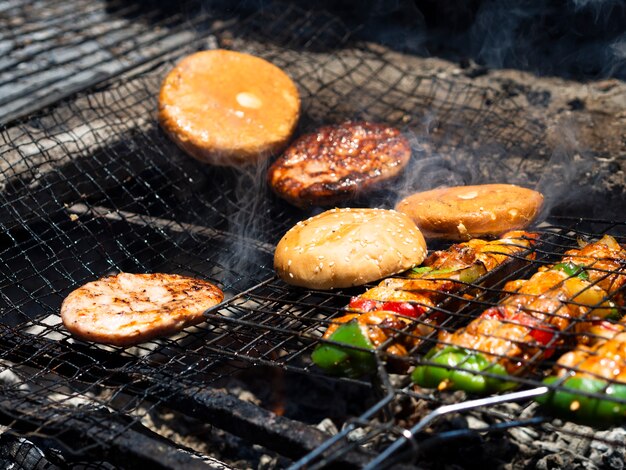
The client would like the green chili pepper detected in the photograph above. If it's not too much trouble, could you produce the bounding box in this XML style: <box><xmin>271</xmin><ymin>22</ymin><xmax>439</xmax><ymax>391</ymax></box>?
<box><xmin>409</xmin><ymin>264</ymin><xmax>487</xmax><ymax>283</ymax></box>
<box><xmin>605</xmin><ymin>306</ymin><xmax>622</xmax><ymax>322</ymax></box>
<box><xmin>410</xmin><ymin>266</ymin><xmax>433</xmax><ymax>275</ymax></box>
<box><xmin>537</xmin><ymin>376</ymin><xmax>626</xmax><ymax>424</ymax></box>
<box><xmin>553</xmin><ymin>262</ymin><xmax>589</xmax><ymax>280</ymax></box>
<box><xmin>311</xmin><ymin>320</ymin><xmax>376</xmax><ymax>377</ymax></box>
<box><xmin>412</xmin><ymin>346</ymin><xmax>515</xmax><ymax>393</ymax></box>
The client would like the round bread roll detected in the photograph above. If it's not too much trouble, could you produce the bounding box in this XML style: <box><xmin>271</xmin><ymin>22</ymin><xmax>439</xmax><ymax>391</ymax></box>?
<box><xmin>395</xmin><ymin>184</ymin><xmax>544</xmax><ymax>240</ymax></box>
<box><xmin>274</xmin><ymin>208</ymin><xmax>427</xmax><ymax>290</ymax></box>
<box><xmin>158</xmin><ymin>49</ymin><xmax>300</xmax><ymax>167</ymax></box>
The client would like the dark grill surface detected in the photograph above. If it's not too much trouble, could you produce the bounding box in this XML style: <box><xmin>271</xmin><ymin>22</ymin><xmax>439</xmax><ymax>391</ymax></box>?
<box><xmin>1</xmin><ymin>1</ymin><xmax>625</xmax><ymax>469</ymax></box>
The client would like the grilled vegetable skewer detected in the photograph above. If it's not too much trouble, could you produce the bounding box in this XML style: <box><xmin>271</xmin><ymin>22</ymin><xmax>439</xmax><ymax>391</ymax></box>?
<box><xmin>539</xmin><ymin>329</ymin><xmax>626</xmax><ymax>423</ymax></box>
<box><xmin>412</xmin><ymin>235</ymin><xmax>626</xmax><ymax>394</ymax></box>
<box><xmin>312</xmin><ymin>231</ymin><xmax>537</xmax><ymax>377</ymax></box>
<box><xmin>537</xmin><ymin>235</ymin><xmax>626</xmax><ymax>422</ymax></box>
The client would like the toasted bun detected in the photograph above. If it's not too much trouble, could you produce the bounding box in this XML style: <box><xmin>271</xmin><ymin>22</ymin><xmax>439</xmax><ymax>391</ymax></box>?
<box><xmin>274</xmin><ymin>208</ymin><xmax>427</xmax><ymax>290</ymax></box>
<box><xmin>158</xmin><ymin>50</ymin><xmax>300</xmax><ymax>167</ymax></box>
<box><xmin>395</xmin><ymin>184</ymin><xmax>544</xmax><ymax>240</ymax></box>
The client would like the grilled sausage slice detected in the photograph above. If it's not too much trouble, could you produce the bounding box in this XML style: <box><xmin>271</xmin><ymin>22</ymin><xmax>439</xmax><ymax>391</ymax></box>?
<box><xmin>61</xmin><ymin>273</ymin><xmax>223</xmax><ymax>346</ymax></box>
<box><xmin>268</xmin><ymin>121</ymin><xmax>411</xmax><ymax>207</ymax></box>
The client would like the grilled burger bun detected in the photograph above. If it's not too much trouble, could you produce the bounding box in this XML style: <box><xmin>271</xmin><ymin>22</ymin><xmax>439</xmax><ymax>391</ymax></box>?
<box><xmin>274</xmin><ymin>208</ymin><xmax>427</xmax><ymax>290</ymax></box>
<box><xmin>158</xmin><ymin>49</ymin><xmax>300</xmax><ymax>167</ymax></box>
<box><xmin>395</xmin><ymin>184</ymin><xmax>544</xmax><ymax>240</ymax></box>
<box><xmin>61</xmin><ymin>273</ymin><xmax>224</xmax><ymax>346</ymax></box>
<box><xmin>268</xmin><ymin>121</ymin><xmax>411</xmax><ymax>208</ymax></box>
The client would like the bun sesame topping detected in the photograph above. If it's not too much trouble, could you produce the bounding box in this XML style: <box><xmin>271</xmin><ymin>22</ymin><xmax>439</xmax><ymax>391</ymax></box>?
<box><xmin>274</xmin><ymin>208</ymin><xmax>427</xmax><ymax>290</ymax></box>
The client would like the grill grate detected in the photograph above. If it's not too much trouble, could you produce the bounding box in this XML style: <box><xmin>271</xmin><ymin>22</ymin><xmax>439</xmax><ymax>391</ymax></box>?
<box><xmin>0</xmin><ymin>0</ymin><xmax>232</xmax><ymax>125</ymax></box>
<box><xmin>1</xmin><ymin>2</ymin><xmax>625</xmax><ymax>469</ymax></box>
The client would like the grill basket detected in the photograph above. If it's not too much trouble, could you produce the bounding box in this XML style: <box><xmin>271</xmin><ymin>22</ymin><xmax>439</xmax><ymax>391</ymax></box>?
<box><xmin>1</xmin><ymin>1</ymin><xmax>625</xmax><ymax>468</ymax></box>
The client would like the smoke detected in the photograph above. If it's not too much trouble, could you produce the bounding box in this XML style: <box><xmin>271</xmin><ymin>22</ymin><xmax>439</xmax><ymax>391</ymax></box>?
<box><xmin>568</xmin><ymin>0</ymin><xmax>625</xmax><ymax>18</ymax></box>
<box><xmin>198</xmin><ymin>1</ymin><xmax>626</xmax><ymax>80</ymax></box>
<box><xmin>219</xmin><ymin>160</ymin><xmax>277</xmax><ymax>287</ymax></box>
<box><xmin>468</xmin><ymin>0</ymin><xmax>543</xmax><ymax>71</ymax></box>
<box><xmin>340</xmin><ymin>0</ymin><xmax>626</xmax><ymax>81</ymax></box>
<box><xmin>535</xmin><ymin>119</ymin><xmax>594</xmax><ymax>217</ymax></box>
<box><xmin>461</xmin><ymin>0</ymin><xmax>625</xmax><ymax>79</ymax></box>
<box><xmin>608</xmin><ymin>33</ymin><xmax>626</xmax><ymax>77</ymax></box>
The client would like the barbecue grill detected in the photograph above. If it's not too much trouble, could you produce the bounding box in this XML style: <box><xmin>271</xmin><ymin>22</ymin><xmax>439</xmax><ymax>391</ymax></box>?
<box><xmin>2</xmin><ymin>1</ymin><xmax>625</xmax><ymax>468</ymax></box>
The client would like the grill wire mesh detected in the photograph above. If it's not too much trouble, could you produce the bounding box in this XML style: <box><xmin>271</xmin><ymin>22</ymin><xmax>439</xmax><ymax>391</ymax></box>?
<box><xmin>1</xmin><ymin>1</ymin><xmax>626</xmax><ymax>468</ymax></box>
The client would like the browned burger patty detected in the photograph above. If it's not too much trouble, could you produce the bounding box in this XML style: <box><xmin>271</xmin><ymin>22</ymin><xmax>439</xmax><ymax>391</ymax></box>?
<box><xmin>268</xmin><ymin>121</ymin><xmax>411</xmax><ymax>207</ymax></box>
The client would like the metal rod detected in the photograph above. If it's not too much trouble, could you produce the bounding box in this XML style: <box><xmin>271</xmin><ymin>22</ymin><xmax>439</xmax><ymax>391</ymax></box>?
<box><xmin>0</xmin><ymin>325</ymin><xmax>372</xmax><ymax>467</ymax></box>
<box><xmin>66</xmin><ymin>203</ymin><xmax>276</xmax><ymax>254</ymax></box>
<box><xmin>288</xmin><ymin>393</ymin><xmax>396</xmax><ymax>469</ymax></box>
<box><xmin>0</xmin><ymin>398</ymin><xmax>228</xmax><ymax>470</ymax></box>
<box><xmin>363</xmin><ymin>387</ymin><xmax>549</xmax><ymax>469</ymax></box>
<box><xmin>0</xmin><ymin>12</ymin><xmax>240</xmax><ymax>127</ymax></box>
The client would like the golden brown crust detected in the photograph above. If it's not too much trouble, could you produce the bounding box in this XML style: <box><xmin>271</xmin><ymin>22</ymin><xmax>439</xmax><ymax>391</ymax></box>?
<box><xmin>158</xmin><ymin>49</ymin><xmax>300</xmax><ymax>167</ymax></box>
<box><xmin>274</xmin><ymin>208</ymin><xmax>427</xmax><ymax>290</ymax></box>
<box><xmin>268</xmin><ymin>121</ymin><xmax>411</xmax><ymax>207</ymax></box>
<box><xmin>395</xmin><ymin>184</ymin><xmax>544</xmax><ymax>240</ymax></box>
<box><xmin>61</xmin><ymin>273</ymin><xmax>224</xmax><ymax>346</ymax></box>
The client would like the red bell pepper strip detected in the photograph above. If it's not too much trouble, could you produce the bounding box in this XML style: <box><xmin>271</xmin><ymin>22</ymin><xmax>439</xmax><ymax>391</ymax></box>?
<box><xmin>313</xmin><ymin>232</ymin><xmax>537</xmax><ymax>376</ymax></box>
<box><xmin>414</xmin><ymin>235</ymin><xmax>626</xmax><ymax>394</ymax></box>
<box><xmin>537</xmin><ymin>235</ymin><xmax>626</xmax><ymax>422</ymax></box>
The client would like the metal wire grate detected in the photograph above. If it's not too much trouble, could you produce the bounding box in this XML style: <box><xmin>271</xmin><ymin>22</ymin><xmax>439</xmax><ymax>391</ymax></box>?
<box><xmin>285</xmin><ymin>216</ymin><xmax>626</xmax><ymax>468</ymax></box>
<box><xmin>1</xmin><ymin>2</ymin><xmax>625</xmax><ymax>469</ymax></box>
<box><xmin>0</xmin><ymin>0</ymin><xmax>233</xmax><ymax>125</ymax></box>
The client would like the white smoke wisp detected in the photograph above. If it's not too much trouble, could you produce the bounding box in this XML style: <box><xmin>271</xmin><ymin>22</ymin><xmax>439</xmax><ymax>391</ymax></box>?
<box><xmin>468</xmin><ymin>0</ymin><xmax>542</xmax><ymax>70</ymax></box>
<box><xmin>535</xmin><ymin>119</ymin><xmax>593</xmax><ymax>218</ymax></box>
<box><xmin>568</xmin><ymin>0</ymin><xmax>624</xmax><ymax>20</ymax></box>
<box><xmin>391</xmin><ymin>111</ymin><xmax>480</xmax><ymax>209</ymax></box>
<box><xmin>221</xmin><ymin>158</ymin><xmax>277</xmax><ymax>285</ymax></box>
<box><xmin>607</xmin><ymin>33</ymin><xmax>626</xmax><ymax>77</ymax></box>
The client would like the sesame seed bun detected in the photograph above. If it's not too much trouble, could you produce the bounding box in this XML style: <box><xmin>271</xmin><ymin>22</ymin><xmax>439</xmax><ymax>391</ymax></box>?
<box><xmin>395</xmin><ymin>184</ymin><xmax>544</xmax><ymax>240</ymax></box>
<box><xmin>158</xmin><ymin>50</ymin><xmax>300</xmax><ymax>167</ymax></box>
<box><xmin>274</xmin><ymin>208</ymin><xmax>427</xmax><ymax>290</ymax></box>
